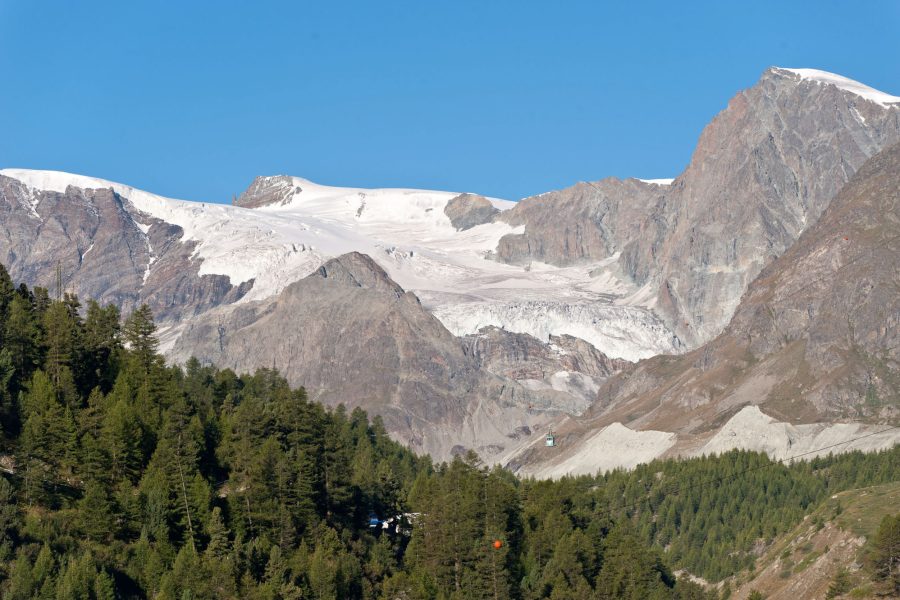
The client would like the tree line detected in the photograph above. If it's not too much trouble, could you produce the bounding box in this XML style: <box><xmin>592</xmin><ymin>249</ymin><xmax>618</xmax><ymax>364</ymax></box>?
<box><xmin>0</xmin><ymin>262</ymin><xmax>896</xmax><ymax>598</ymax></box>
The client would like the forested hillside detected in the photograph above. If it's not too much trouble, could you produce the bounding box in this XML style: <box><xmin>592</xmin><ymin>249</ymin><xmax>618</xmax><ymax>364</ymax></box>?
<box><xmin>0</xmin><ymin>262</ymin><xmax>896</xmax><ymax>599</ymax></box>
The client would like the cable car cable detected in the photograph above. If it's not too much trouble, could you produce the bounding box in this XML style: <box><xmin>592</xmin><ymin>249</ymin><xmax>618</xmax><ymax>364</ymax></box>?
<box><xmin>595</xmin><ymin>423</ymin><xmax>899</xmax><ymax>520</ymax></box>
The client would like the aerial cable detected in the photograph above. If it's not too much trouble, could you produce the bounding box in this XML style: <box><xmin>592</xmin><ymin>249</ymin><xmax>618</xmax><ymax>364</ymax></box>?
<box><xmin>595</xmin><ymin>423</ymin><xmax>900</xmax><ymax>519</ymax></box>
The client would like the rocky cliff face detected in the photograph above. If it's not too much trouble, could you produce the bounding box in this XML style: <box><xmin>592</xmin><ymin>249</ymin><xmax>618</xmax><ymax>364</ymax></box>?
<box><xmin>0</xmin><ymin>175</ymin><xmax>251</xmax><ymax>321</ymax></box>
<box><xmin>461</xmin><ymin>326</ymin><xmax>630</xmax><ymax>410</ymax></box>
<box><xmin>494</xmin><ymin>178</ymin><xmax>663</xmax><ymax>265</ymax></box>
<box><xmin>495</xmin><ymin>68</ymin><xmax>900</xmax><ymax>345</ymax></box>
<box><xmin>606</xmin><ymin>139</ymin><xmax>900</xmax><ymax>427</ymax></box>
<box><xmin>514</xmin><ymin>141</ymin><xmax>900</xmax><ymax>476</ymax></box>
<box><xmin>168</xmin><ymin>252</ymin><xmax>571</xmax><ymax>459</ymax></box>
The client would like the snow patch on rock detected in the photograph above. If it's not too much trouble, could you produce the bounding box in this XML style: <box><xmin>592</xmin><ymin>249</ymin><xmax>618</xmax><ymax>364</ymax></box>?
<box><xmin>776</xmin><ymin>68</ymin><xmax>900</xmax><ymax>108</ymax></box>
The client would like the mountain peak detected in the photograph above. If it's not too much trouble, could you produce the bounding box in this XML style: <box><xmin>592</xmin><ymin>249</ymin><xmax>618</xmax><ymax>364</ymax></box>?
<box><xmin>234</xmin><ymin>175</ymin><xmax>299</xmax><ymax>208</ymax></box>
<box><xmin>313</xmin><ymin>251</ymin><xmax>406</xmax><ymax>296</ymax></box>
<box><xmin>768</xmin><ymin>66</ymin><xmax>900</xmax><ymax>108</ymax></box>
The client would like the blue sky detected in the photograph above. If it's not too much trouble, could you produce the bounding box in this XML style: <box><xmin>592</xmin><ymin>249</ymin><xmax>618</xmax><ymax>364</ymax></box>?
<box><xmin>1</xmin><ymin>1</ymin><xmax>898</xmax><ymax>202</ymax></box>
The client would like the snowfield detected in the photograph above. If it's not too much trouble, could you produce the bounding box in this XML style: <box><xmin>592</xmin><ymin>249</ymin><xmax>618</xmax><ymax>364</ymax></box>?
<box><xmin>1</xmin><ymin>168</ymin><xmax>682</xmax><ymax>363</ymax></box>
<box><xmin>432</xmin><ymin>298</ymin><xmax>681</xmax><ymax>362</ymax></box>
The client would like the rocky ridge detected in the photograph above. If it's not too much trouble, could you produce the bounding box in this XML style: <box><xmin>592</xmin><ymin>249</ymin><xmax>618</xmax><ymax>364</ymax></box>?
<box><xmin>0</xmin><ymin>175</ymin><xmax>252</xmax><ymax>321</ymax></box>
<box><xmin>495</xmin><ymin>67</ymin><xmax>900</xmax><ymax>346</ymax></box>
<box><xmin>514</xmin><ymin>141</ymin><xmax>900</xmax><ymax>476</ymax></box>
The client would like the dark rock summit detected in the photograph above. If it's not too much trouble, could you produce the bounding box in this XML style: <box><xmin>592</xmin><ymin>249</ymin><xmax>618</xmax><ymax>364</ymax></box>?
<box><xmin>443</xmin><ymin>193</ymin><xmax>499</xmax><ymax>230</ymax></box>
<box><xmin>234</xmin><ymin>175</ymin><xmax>299</xmax><ymax>208</ymax></box>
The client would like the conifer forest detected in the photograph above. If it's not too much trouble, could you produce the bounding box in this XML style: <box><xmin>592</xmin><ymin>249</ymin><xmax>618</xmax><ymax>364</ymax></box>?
<box><xmin>0</xmin><ymin>262</ymin><xmax>897</xmax><ymax>599</ymax></box>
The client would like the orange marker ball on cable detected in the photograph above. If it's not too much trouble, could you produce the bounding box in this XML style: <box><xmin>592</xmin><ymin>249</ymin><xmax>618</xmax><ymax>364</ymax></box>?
<box><xmin>493</xmin><ymin>540</ymin><xmax>503</xmax><ymax>549</ymax></box>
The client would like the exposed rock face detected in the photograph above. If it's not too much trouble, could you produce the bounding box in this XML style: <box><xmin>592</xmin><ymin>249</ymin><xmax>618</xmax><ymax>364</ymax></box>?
<box><xmin>495</xmin><ymin>68</ymin><xmax>900</xmax><ymax>345</ymax></box>
<box><xmin>462</xmin><ymin>326</ymin><xmax>630</xmax><ymax>410</ymax></box>
<box><xmin>443</xmin><ymin>193</ymin><xmax>499</xmax><ymax>230</ymax></box>
<box><xmin>234</xmin><ymin>175</ymin><xmax>299</xmax><ymax>208</ymax></box>
<box><xmin>169</xmin><ymin>252</ymin><xmax>567</xmax><ymax>459</ymax></box>
<box><xmin>622</xmin><ymin>68</ymin><xmax>900</xmax><ymax>345</ymax></box>
<box><xmin>462</xmin><ymin>325</ymin><xmax>628</xmax><ymax>380</ymax></box>
<box><xmin>0</xmin><ymin>175</ymin><xmax>250</xmax><ymax>320</ymax></box>
<box><xmin>515</xmin><ymin>141</ymin><xmax>900</xmax><ymax>475</ymax></box>
<box><xmin>494</xmin><ymin>178</ymin><xmax>662</xmax><ymax>265</ymax></box>
<box><xmin>604</xmin><ymin>140</ymin><xmax>900</xmax><ymax>427</ymax></box>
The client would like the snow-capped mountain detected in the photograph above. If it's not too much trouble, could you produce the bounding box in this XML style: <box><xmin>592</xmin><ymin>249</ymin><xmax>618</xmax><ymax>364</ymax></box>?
<box><xmin>0</xmin><ymin>168</ymin><xmax>678</xmax><ymax>362</ymax></box>
<box><xmin>2</xmin><ymin>66</ymin><xmax>898</xmax><ymax>465</ymax></box>
<box><xmin>492</xmin><ymin>67</ymin><xmax>900</xmax><ymax>347</ymax></box>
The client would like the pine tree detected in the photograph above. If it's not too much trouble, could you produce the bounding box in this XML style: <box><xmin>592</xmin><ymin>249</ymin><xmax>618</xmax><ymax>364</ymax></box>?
<box><xmin>868</xmin><ymin>512</ymin><xmax>900</xmax><ymax>593</ymax></box>
<box><xmin>0</xmin><ymin>477</ymin><xmax>17</xmax><ymax>563</ymax></box>
<box><xmin>157</xmin><ymin>545</ymin><xmax>214</xmax><ymax>600</ymax></box>
<box><xmin>93</xmin><ymin>569</ymin><xmax>116</xmax><ymax>600</ymax></box>
<box><xmin>0</xmin><ymin>349</ymin><xmax>16</xmax><ymax>439</ymax></box>
<box><xmin>123</xmin><ymin>304</ymin><xmax>158</xmax><ymax>372</ymax></box>
<box><xmin>78</xmin><ymin>481</ymin><xmax>115</xmax><ymax>542</ymax></box>
<box><xmin>102</xmin><ymin>397</ymin><xmax>144</xmax><ymax>483</ymax></box>
<box><xmin>20</xmin><ymin>370</ymin><xmax>69</xmax><ymax>472</ymax></box>
<box><xmin>4</xmin><ymin>293</ymin><xmax>41</xmax><ymax>387</ymax></box>
<box><xmin>6</xmin><ymin>551</ymin><xmax>36</xmax><ymax>600</ymax></box>
<box><xmin>42</xmin><ymin>300</ymin><xmax>81</xmax><ymax>392</ymax></box>
<box><xmin>205</xmin><ymin>506</ymin><xmax>231</xmax><ymax>559</ymax></box>
<box><xmin>0</xmin><ymin>261</ymin><xmax>13</xmax><ymax>304</ymax></box>
<box><xmin>82</xmin><ymin>300</ymin><xmax>121</xmax><ymax>392</ymax></box>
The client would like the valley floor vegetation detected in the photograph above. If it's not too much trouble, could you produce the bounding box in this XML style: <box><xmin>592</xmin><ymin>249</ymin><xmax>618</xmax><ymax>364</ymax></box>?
<box><xmin>0</xmin><ymin>262</ymin><xmax>897</xmax><ymax>599</ymax></box>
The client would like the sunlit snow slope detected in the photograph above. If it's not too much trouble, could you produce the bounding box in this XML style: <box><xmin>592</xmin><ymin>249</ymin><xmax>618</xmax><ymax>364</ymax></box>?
<box><xmin>0</xmin><ymin>169</ymin><xmax>678</xmax><ymax>361</ymax></box>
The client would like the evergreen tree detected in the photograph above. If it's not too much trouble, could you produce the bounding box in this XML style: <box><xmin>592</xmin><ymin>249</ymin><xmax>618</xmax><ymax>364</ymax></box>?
<box><xmin>78</xmin><ymin>480</ymin><xmax>116</xmax><ymax>542</ymax></box>
<box><xmin>123</xmin><ymin>304</ymin><xmax>158</xmax><ymax>372</ymax></box>
<box><xmin>42</xmin><ymin>299</ymin><xmax>81</xmax><ymax>393</ymax></box>
<box><xmin>0</xmin><ymin>262</ymin><xmax>14</xmax><ymax>325</ymax></box>
<box><xmin>868</xmin><ymin>512</ymin><xmax>900</xmax><ymax>593</ymax></box>
<box><xmin>4</xmin><ymin>293</ymin><xmax>41</xmax><ymax>388</ymax></box>
<box><xmin>82</xmin><ymin>300</ymin><xmax>122</xmax><ymax>392</ymax></box>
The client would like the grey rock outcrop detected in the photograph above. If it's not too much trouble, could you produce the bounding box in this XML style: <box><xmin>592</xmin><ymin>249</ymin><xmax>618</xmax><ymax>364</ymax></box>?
<box><xmin>462</xmin><ymin>326</ymin><xmax>630</xmax><ymax>409</ymax></box>
<box><xmin>234</xmin><ymin>175</ymin><xmax>299</xmax><ymax>208</ymax></box>
<box><xmin>495</xmin><ymin>178</ymin><xmax>663</xmax><ymax>265</ymax></box>
<box><xmin>443</xmin><ymin>193</ymin><xmax>499</xmax><ymax>230</ymax></box>
<box><xmin>463</xmin><ymin>326</ymin><xmax>628</xmax><ymax>382</ymax></box>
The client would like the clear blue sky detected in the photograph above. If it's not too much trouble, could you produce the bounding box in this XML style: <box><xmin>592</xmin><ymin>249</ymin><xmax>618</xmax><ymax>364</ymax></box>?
<box><xmin>2</xmin><ymin>1</ymin><xmax>898</xmax><ymax>202</ymax></box>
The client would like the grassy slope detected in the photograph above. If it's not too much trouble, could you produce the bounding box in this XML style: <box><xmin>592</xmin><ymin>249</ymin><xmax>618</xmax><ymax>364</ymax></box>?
<box><xmin>731</xmin><ymin>481</ymin><xmax>900</xmax><ymax>599</ymax></box>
